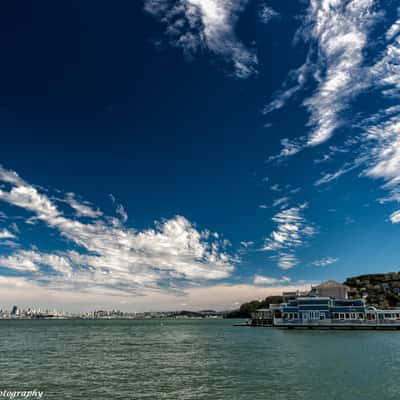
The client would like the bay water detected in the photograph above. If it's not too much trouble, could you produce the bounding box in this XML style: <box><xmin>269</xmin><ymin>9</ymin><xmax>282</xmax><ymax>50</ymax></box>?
<box><xmin>1</xmin><ymin>319</ymin><xmax>399</xmax><ymax>399</ymax></box>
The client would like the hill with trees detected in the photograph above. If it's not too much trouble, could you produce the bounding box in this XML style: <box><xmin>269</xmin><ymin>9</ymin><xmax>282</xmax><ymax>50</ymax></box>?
<box><xmin>225</xmin><ymin>296</ymin><xmax>283</xmax><ymax>318</ymax></box>
<box><xmin>345</xmin><ymin>272</ymin><xmax>400</xmax><ymax>307</ymax></box>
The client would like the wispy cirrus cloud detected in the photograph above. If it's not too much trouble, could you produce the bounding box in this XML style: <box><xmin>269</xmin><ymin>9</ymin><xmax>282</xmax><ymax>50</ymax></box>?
<box><xmin>272</xmin><ymin>196</ymin><xmax>290</xmax><ymax>208</ymax></box>
<box><xmin>144</xmin><ymin>0</ymin><xmax>257</xmax><ymax>78</ymax></box>
<box><xmin>359</xmin><ymin>13</ymin><xmax>400</xmax><ymax>222</ymax></box>
<box><xmin>253</xmin><ymin>274</ymin><xmax>290</xmax><ymax>286</ymax></box>
<box><xmin>311</xmin><ymin>257</ymin><xmax>338</xmax><ymax>267</ymax></box>
<box><xmin>0</xmin><ymin>165</ymin><xmax>235</xmax><ymax>294</ymax></box>
<box><xmin>64</xmin><ymin>192</ymin><xmax>103</xmax><ymax>219</ymax></box>
<box><xmin>258</xmin><ymin>4</ymin><xmax>279</xmax><ymax>25</ymax></box>
<box><xmin>302</xmin><ymin>0</ymin><xmax>377</xmax><ymax>146</ymax></box>
<box><xmin>110</xmin><ymin>194</ymin><xmax>128</xmax><ymax>223</ymax></box>
<box><xmin>253</xmin><ymin>275</ymin><xmax>279</xmax><ymax>285</ymax></box>
<box><xmin>262</xmin><ymin>203</ymin><xmax>316</xmax><ymax>269</ymax></box>
<box><xmin>314</xmin><ymin>157</ymin><xmax>366</xmax><ymax>186</ymax></box>
<box><xmin>264</xmin><ymin>3</ymin><xmax>400</xmax><ymax>226</ymax></box>
<box><xmin>263</xmin><ymin>58</ymin><xmax>312</xmax><ymax>116</ymax></box>
<box><xmin>266</xmin><ymin>0</ymin><xmax>379</xmax><ymax>159</ymax></box>
<box><xmin>267</xmin><ymin>137</ymin><xmax>306</xmax><ymax>162</ymax></box>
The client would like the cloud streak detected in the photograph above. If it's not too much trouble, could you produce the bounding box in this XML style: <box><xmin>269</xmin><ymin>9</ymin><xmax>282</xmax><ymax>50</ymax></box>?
<box><xmin>0</xmin><ymin>229</ymin><xmax>16</xmax><ymax>240</ymax></box>
<box><xmin>144</xmin><ymin>0</ymin><xmax>257</xmax><ymax>78</ymax></box>
<box><xmin>262</xmin><ymin>203</ymin><xmax>316</xmax><ymax>269</ymax></box>
<box><xmin>302</xmin><ymin>0</ymin><xmax>376</xmax><ymax>146</ymax></box>
<box><xmin>253</xmin><ymin>274</ymin><xmax>290</xmax><ymax>286</ymax></box>
<box><xmin>311</xmin><ymin>257</ymin><xmax>338</xmax><ymax>267</ymax></box>
<box><xmin>266</xmin><ymin>0</ymin><xmax>379</xmax><ymax>159</ymax></box>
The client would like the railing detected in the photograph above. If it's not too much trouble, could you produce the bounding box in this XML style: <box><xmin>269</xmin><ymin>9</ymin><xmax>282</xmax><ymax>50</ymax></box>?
<box><xmin>274</xmin><ymin>318</ymin><xmax>400</xmax><ymax>326</ymax></box>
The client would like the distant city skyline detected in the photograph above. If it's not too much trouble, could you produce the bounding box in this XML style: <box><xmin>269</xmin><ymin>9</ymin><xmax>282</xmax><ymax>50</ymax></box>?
<box><xmin>1</xmin><ymin>1</ymin><xmax>400</xmax><ymax>311</ymax></box>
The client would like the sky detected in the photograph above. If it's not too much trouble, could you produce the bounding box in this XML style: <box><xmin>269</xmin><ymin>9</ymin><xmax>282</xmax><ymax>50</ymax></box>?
<box><xmin>0</xmin><ymin>0</ymin><xmax>400</xmax><ymax>311</ymax></box>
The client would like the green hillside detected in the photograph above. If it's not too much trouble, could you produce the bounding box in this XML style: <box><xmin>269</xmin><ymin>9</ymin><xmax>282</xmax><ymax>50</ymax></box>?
<box><xmin>345</xmin><ymin>272</ymin><xmax>400</xmax><ymax>308</ymax></box>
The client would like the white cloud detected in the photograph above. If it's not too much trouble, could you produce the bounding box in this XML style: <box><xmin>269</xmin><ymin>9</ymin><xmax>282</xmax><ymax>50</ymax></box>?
<box><xmin>240</xmin><ymin>241</ymin><xmax>254</xmax><ymax>248</ymax></box>
<box><xmin>312</xmin><ymin>257</ymin><xmax>338</xmax><ymax>267</ymax></box>
<box><xmin>263</xmin><ymin>59</ymin><xmax>312</xmax><ymax>115</ymax></box>
<box><xmin>314</xmin><ymin>158</ymin><xmax>365</xmax><ymax>186</ymax></box>
<box><xmin>277</xmin><ymin>254</ymin><xmax>299</xmax><ymax>270</ymax></box>
<box><xmin>116</xmin><ymin>204</ymin><xmax>128</xmax><ymax>223</ymax></box>
<box><xmin>0</xmin><ymin>252</ymin><xmax>39</xmax><ymax>272</ymax></box>
<box><xmin>262</xmin><ymin>203</ymin><xmax>316</xmax><ymax>269</ymax></box>
<box><xmin>270</xmin><ymin>184</ymin><xmax>282</xmax><ymax>192</ymax></box>
<box><xmin>0</xmin><ymin>240</ymin><xmax>19</xmax><ymax>248</ymax></box>
<box><xmin>266</xmin><ymin>0</ymin><xmax>378</xmax><ymax>160</ymax></box>
<box><xmin>267</xmin><ymin>137</ymin><xmax>306</xmax><ymax>163</ymax></box>
<box><xmin>253</xmin><ymin>275</ymin><xmax>279</xmax><ymax>285</ymax></box>
<box><xmin>303</xmin><ymin>0</ymin><xmax>376</xmax><ymax>146</ymax></box>
<box><xmin>109</xmin><ymin>194</ymin><xmax>128</xmax><ymax>223</ymax></box>
<box><xmin>265</xmin><ymin>6</ymin><xmax>400</xmax><ymax>227</ymax></box>
<box><xmin>386</xmin><ymin>13</ymin><xmax>400</xmax><ymax>41</ymax></box>
<box><xmin>65</xmin><ymin>193</ymin><xmax>103</xmax><ymax>218</ymax></box>
<box><xmin>0</xmin><ymin>165</ymin><xmax>235</xmax><ymax>294</ymax></box>
<box><xmin>144</xmin><ymin>0</ymin><xmax>257</xmax><ymax>78</ymax></box>
<box><xmin>363</xmin><ymin>20</ymin><xmax>400</xmax><ymax>194</ymax></box>
<box><xmin>272</xmin><ymin>196</ymin><xmax>289</xmax><ymax>208</ymax></box>
<box><xmin>352</xmin><ymin>12</ymin><xmax>400</xmax><ymax>223</ymax></box>
<box><xmin>9</xmin><ymin>222</ymin><xmax>19</xmax><ymax>233</ymax></box>
<box><xmin>0</xmin><ymin>229</ymin><xmax>16</xmax><ymax>239</ymax></box>
<box><xmin>259</xmin><ymin>4</ymin><xmax>279</xmax><ymax>25</ymax></box>
<box><xmin>389</xmin><ymin>210</ymin><xmax>400</xmax><ymax>224</ymax></box>
<box><xmin>364</xmin><ymin>116</ymin><xmax>400</xmax><ymax>188</ymax></box>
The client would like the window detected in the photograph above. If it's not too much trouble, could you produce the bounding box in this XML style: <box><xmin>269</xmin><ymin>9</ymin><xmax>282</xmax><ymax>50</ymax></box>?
<box><xmin>320</xmin><ymin>313</ymin><xmax>325</xmax><ymax>320</ymax></box>
<box><xmin>345</xmin><ymin>313</ymin><xmax>350</xmax><ymax>319</ymax></box>
<box><xmin>339</xmin><ymin>313</ymin><xmax>345</xmax><ymax>320</ymax></box>
<box><xmin>294</xmin><ymin>313</ymin><xmax>298</xmax><ymax>319</ymax></box>
<box><xmin>333</xmin><ymin>313</ymin><xmax>339</xmax><ymax>319</ymax></box>
<box><xmin>310</xmin><ymin>311</ymin><xmax>320</xmax><ymax>320</ymax></box>
<box><xmin>351</xmin><ymin>313</ymin><xmax>356</xmax><ymax>319</ymax></box>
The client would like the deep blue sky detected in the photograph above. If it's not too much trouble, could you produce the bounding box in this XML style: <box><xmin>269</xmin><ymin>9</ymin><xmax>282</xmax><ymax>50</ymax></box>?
<box><xmin>0</xmin><ymin>0</ymin><xmax>400</xmax><ymax>310</ymax></box>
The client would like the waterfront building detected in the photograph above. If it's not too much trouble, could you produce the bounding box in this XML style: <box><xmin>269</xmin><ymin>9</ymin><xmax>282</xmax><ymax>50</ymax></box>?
<box><xmin>311</xmin><ymin>280</ymin><xmax>350</xmax><ymax>300</ymax></box>
<box><xmin>275</xmin><ymin>296</ymin><xmax>400</xmax><ymax>328</ymax></box>
<box><xmin>282</xmin><ymin>290</ymin><xmax>309</xmax><ymax>302</ymax></box>
<box><xmin>251</xmin><ymin>304</ymin><xmax>281</xmax><ymax>326</ymax></box>
<box><xmin>252</xmin><ymin>280</ymin><xmax>400</xmax><ymax>329</ymax></box>
<box><xmin>278</xmin><ymin>297</ymin><xmax>365</xmax><ymax>323</ymax></box>
<box><xmin>250</xmin><ymin>308</ymin><xmax>272</xmax><ymax>326</ymax></box>
<box><xmin>10</xmin><ymin>305</ymin><xmax>19</xmax><ymax>316</ymax></box>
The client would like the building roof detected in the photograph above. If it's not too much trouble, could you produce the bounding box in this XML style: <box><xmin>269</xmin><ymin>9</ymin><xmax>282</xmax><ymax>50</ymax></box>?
<box><xmin>315</xmin><ymin>280</ymin><xmax>349</xmax><ymax>290</ymax></box>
